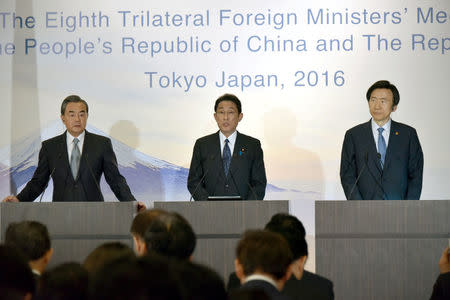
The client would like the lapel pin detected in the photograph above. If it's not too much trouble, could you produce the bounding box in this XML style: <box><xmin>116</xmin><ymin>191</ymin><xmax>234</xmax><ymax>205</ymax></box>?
<box><xmin>395</xmin><ymin>131</ymin><xmax>399</xmax><ymax>135</ymax></box>
<box><xmin>239</xmin><ymin>148</ymin><xmax>246</xmax><ymax>156</ymax></box>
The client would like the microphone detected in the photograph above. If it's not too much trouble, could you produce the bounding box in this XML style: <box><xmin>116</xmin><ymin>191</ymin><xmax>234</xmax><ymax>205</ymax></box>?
<box><xmin>83</xmin><ymin>154</ymin><xmax>104</xmax><ymax>201</ymax></box>
<box><xmin>348</xmin><ymin>152</ymin><xmax>368</xmax><ymax>200</ymax></box>
<box><xmin>189</xmin><ymin>168</ymin><xmax>209</xmax><ymax>201</ymax></box>
<box><xmin>38</xmin><ymin>153</ymin><xmax>62</xmax><ymax>202</ymax></box>
<box><xmin>189</xmin><ymin>155</ymin><xmax>215</xmax><ymax>202</ymax></box>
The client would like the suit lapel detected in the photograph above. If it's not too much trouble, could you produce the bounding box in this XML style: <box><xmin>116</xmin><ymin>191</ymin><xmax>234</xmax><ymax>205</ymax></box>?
<box><xmin>213</xmin><ymin>132</ymin><xmax>225</xmax><ymax>177</ymax></box>
<box><xmin>364</xmin><ymin>120</ymin><xmax>382</xmax><ymax>174</ymax></box>
<box><xmin>76</xmin><ymin>130</ymin><xmax>89</xmax><ymax>181</ymax></box>
<box><xmin>383</xmin><ymin>120</ymin><xmax>398</xmax><ymax>171</ymax></box>
<box><xmin>228</xmin><ymin>132</ymin><xmax>242</xmax><ymax>177</ymax></box>
<box><xmin>59</xmin><ymin>132</ymin><xmax>74</xmax><ymax>182</ymax></box>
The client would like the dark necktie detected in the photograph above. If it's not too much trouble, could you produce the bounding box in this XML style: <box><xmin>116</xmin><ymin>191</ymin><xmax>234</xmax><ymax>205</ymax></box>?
<box><xmin>71</xmin><ymin>138</ymin><xmax>80</xmax><ymax>179</ymax></box>
<box><xmin>223</xmin><ymin>139</ymin><xmax>231</xmax><ymax>176</ymax></box>
<box><xmin>377</xmin><ymin>128</ymin><xmax>386</xmax><ymax>168</ymax></box>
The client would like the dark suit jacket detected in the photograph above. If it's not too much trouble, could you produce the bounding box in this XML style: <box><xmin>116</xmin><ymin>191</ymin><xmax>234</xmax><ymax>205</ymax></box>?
<box><xmin>240</xmin><ymin>280</ymin><xmax>291</xmax><ymax>300</ymax></box>
<box><xmin>187</xmin><ymin>131</ymin><xmax>267</xmax><ymax>200</ymax></box>
<box><xmin>340</xmin><ymin>119</ymin><xmax>423</xmax><ymax>200</ymax></box>
<box><xmin>228</xmin><ymin>271</ymin><xmax>333</xmax><ymax>300</ymax></box>
<box><xmin>430</xmin><ymin>272</ymin><xmax>450</xmax><ymax>300</ymax></box>
<box><xmin>283</xmin><ymin>271</ymin><xmax>334</xmax><ymax>300</ymax></box>
<box><xmin>17</xmin><ymin>130</ymin><xmax>135</xmax><ymax>202</ymax></box>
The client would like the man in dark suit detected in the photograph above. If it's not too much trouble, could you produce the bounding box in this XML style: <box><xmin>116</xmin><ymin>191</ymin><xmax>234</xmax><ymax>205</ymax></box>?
<box><xmin>2</xmin><ymin>95</ymin><xmax>145</xmax><ymax>209</ymax></box>
<box><xmin>235</xmin><ymin>230</ymin><xmax>293</xmax><ymax>300</ymax></box>
<box><xmin>228</xmin><ymin>213</ymin><xmax>334</xmax><ymax>300</ymax></box>
<box><xmin>187</xmin><ymin>93</ymin><xmax>267</xmax><ymax>200</ymax></box>
<box><xmin>5</xmin><ymin>221</ymin><xmax>53</xmax><ymax>285</ymax></box>
<box><xmin>430</xmin><ymin>247</ymin><xmax>450</xmax><ymax>300</ymax></box>
<box><xmin>340</xmin><ymin>80</ymin><xmax>423</xmax><ymax>200</ymax></box>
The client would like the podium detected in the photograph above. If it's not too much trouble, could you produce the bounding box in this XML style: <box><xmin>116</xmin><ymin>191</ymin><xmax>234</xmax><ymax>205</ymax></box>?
<box><xmin>316</xmin><ymin>200</ymin><xmax>450</xmax><ymax>300</ymax></box>
<box><xmin>154</xmin><ymin>200</ymin><xmax>289</xmax><ymax>281</ymax></box>
<box><xmin>0</xmin><ymin>200</ymin><xmax>288</xmax><ymax>281</ymax></box>
<box><xmin>0</xmin><ymin>202</ymin><xmax>136</xmax><ymax>267</ymax></box>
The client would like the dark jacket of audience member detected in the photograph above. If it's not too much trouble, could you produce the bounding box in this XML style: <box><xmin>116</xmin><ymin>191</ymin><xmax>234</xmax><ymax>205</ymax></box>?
<box><xmin>0</xmin><ymin>245</ymin><xmax>35</xmax><ymax>300</ymax></box>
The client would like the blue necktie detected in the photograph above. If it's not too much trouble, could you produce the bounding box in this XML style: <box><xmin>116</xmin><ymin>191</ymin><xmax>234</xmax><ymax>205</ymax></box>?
<box><xmin>71</xmin><ymin>138</ymin><xmax>80</xmax><ymax>179</ymax></box>
<box><xmin>377</xmin><ymin>128</ymin><xmax>386</xmax><ymax>169</ymax></box>
<box><xmin>223</xmin><ymin>139</ymin><xmax>231</xmax><ymax>176</ymax></box>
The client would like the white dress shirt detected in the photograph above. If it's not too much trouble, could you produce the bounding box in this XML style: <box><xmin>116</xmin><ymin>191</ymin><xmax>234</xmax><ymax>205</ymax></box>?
<box><xmin>371</xmin><ymin>118</ymin><xmax>391</xmax><ymax>150</ymax></box>
<box><xmin>219</xmin><ymin>130</ymin><xmax>237</xmax><ymax>157</ymax></box>
<box><xmin>66</xmin><ymin>131</ymin><xmax>85</xmax><ymax>162</ymax></box>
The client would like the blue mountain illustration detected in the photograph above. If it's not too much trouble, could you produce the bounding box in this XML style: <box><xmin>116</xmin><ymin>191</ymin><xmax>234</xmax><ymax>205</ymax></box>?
<box><xmin>0</xmin><ymin>121</ymin><xmax>317</xmax><ymax>205</ymax></box>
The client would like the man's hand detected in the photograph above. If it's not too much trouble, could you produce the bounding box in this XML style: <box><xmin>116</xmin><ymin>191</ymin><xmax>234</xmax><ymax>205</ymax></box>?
<box><xmin>137</xmin><ymin>201</ymin><xmax>146</xmax><ymax>212</ymax></box>
<box><xmin>2</xmin><ymin>195</ymin><xmax>19</xmax><ymax>203</ymax></box>
<box><xmin>438</xmin><ymin>247</ymin><xmax>450</xmax><ymax>274</ymax></box>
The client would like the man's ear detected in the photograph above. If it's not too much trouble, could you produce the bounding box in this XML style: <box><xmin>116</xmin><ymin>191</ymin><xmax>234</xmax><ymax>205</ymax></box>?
<box><xmin>299</xmin><ymin>255</ymin><xmax>307</xmax><ymax>268</ymax></box>
<box><xmin>44</xmin><ymin>248</ymin><xmax>53</xmax><ymax>264</ymax></box>
<box><xmin>283</xmin><ymin>263</ymin><xmax>293</xmax><ymax>282</ymax></box>
<box><xmin>132</xmin><ymin>236</ymin><xmax>147</xmax><ymax>256</ymax></box>
<box><xmin>234</xmin><ymin>259</ymin><xmax>245</xmax><ymax>283</ymax></box>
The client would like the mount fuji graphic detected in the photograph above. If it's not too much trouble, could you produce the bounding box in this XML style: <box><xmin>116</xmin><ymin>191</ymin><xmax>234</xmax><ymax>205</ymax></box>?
<box><xmin>0</xmin><ymin>121</ymin><xmax>319</xmax><ymax>206</ymax></box>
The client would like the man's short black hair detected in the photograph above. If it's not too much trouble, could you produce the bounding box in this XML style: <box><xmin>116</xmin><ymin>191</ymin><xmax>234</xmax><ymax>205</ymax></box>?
<box><xmin>61</xmin><ymin>95</ymin><xmax>89</xmax><ymax>115</ymax></box>
<box><xmin>5</xmin><ymin>220</ymin><xmax>51</xmax><ymax>261</ymax></box>
<box><xmin>89</xmin><ymin>254</ymin><xmax>181</xmax><ymax>300</ymax></box>
<box><xmin>36</xmin><ymin>262</ymin><xmax>89</xmax><ymax>300</ymax></box>
<box><xmin>366</xmin><ymin>80</ymin><xmax>400</xmax><ymax>106</ymax></box>
<box><xmin>236</xmin><ymin>230</ymin><xmax>293</xmax><ymax>280</ymax></box>
<box><xmin>83</xmin><ymin>242</ymin><xmax>136</xmax><ymax>274</ymax></box>
<box><xmin>170</xmin><ymin>260</ymin><xmax>227</xmax><ymax>300</ymax></box>
<box><xmin>214</xmin><ymin>93</ymin><xmax>242</xmax><ymax>114</ymax></box>
<box><xmin>265</xmin><ymin>213</ymin><xmax>308</xmax><ymax>258</ymax></box>
<box><xmin>130</xmin><ymin>209</ymin><xmax>169</xmax><ymax>239</ymax></box>
<box><xmin>144</xmin><ymin>212</ymin><xmax>196</xmax><ymax>260</ymax></box>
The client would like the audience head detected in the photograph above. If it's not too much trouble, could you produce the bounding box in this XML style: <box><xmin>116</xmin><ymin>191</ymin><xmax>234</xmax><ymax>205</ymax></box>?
<box><xmin>35</xmin><ymin>262</ymin><xmax>88</xmax><ymax>300</ymax></box>
<box><xmin>170</xmin><ymin>260</ymin><xmax>227</xmax><ymax>300</ymax></box>
<box><xmin>265</xmin><ymin>213</ymin><xmax>308</xmax><ymax>258</ymax></box>
<box><xmin>130</xmin><ymin>209</ymin><xmax>169</xmax><ymax>256</ymax></box>
<box><xmin>0</xmin><ymin>245</ymin><xmax>35</xmax><ymax>300</ymax></box>
<box><xmin>265</xmin><ymin>213</ymin><xmax>308</xmax><ymax>279</ymax></box>
<box><xmin>89</xmin><ymin>253</ymin><xmax>182</xmax><ymax>300</ymax></box>
<box><xmin>83</xmin><ymin>242</ymin><xmax>135</xmax><ymax>274</ymax></box>
<box><xmin>144</xmin><ymin>212</ymin><xmax>196</xmax><ymax>260</ymax></box>
<box><xmin>235</xmin><ymin>230</ymin><xmax>293</xmax><ymax>290</ymax></box>
<box><xmin>5</xmin><ymin>220</ymin><xmax>53</xmax><ymax>273</ymax></box>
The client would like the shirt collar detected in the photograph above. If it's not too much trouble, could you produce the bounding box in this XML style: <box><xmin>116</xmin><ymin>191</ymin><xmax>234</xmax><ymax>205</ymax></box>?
<box><xmin>32</xmin><ymin>269</ymin><xmax>41</xmax><ymax>276</ymax></box>
<box><xmin>243</xmin><ymin>274</ymin><xmax>278</xmax><ymax>289</ymax></box>
<box><xmin>371</xmin><ymin>118</ymin><xmax>391</xmax><ymax>132</ymax></box>
<box><xmin>219</xmin><ymin>130</ymin><xmax>237</xmax><ymax>146</ymax></box>
<box><xmin>66</xmin><ymin>130</ymin><xmax>85</xmax><ymax>144</ymax></box>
